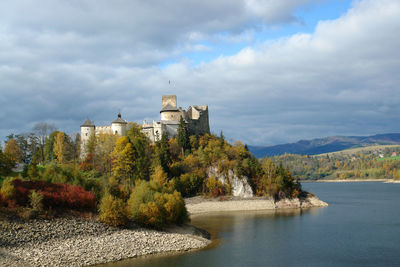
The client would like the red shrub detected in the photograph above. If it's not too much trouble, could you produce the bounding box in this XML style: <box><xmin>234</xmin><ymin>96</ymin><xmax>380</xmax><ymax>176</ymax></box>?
<box><xmin>11</xmin><ymin>179</ymin><xmax>95</xmax><ymax>211</ymax></box>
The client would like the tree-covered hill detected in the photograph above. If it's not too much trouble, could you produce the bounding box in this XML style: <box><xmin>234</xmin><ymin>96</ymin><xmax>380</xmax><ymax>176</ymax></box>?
<box><xmin>1</xmin><ymin>120</ymin><xmax>303</xmax><ymax>228</ymax></box>
<box><xmin>248</xmin><ymin>133</ymin><xmax>400</xmax><ymax>157</ymax></box>
<box><xmin>271</xmin><ymin>145</ymin><xmax>400</xmax><ymax>180</ymax></box>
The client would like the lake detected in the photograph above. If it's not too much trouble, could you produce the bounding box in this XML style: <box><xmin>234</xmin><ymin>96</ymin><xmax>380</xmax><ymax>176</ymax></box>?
<box><xmin>107</xmin><ymin>182</ymin><xmax>400</xmax><ymax>266</ymax></box>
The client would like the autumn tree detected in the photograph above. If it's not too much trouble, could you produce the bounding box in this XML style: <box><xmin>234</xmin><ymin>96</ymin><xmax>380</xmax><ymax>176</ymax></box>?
<box><xmin>86</xmin><ymin>132</ymin><xmax>97</xmax><ymax>167</ymax></box>
<box><xmin>4</xmin><ymin>138</ymin><xmax>22</xmax><ymax>162</ymax></box>
<box><xmin>53</xmin><ymin>132</ymin><xmax>68</xmax><ymax>163</ymax></box>
<box><xmin>111</xmin><ymin>136</ymin><xmax>135</xmax><ymax>185</ymax></box>
<box><xmin>126</xmin><ymin>123</ymin><xmax>151</xmax><ymax>181</ymax></box>
<box><xmin>96</xmin><ymin>132</ymin><xmax>118</xmax><ymax>174</ymax></box>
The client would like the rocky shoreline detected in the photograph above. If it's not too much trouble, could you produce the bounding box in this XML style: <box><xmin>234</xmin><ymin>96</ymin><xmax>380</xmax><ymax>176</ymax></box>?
<box><xmin>0</xmin><ymin>195</ymin><xmax>328</xmax><ymax>266</ymax></box>
<box><xmin>0</xmin><ymin>216</ymin><xmax>210</xmax><ymax>267</ymax></box>
<box><xmin>185</xmin><ymin>195</ymin><xmax>328</xmax><ymax>215</ymax></box>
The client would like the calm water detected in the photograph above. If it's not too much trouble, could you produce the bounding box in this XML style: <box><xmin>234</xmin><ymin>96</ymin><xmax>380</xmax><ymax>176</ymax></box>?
<box><xmin>108</xmin><ymin>182</ymin><xmax>400</xmax><ymax>266</ymax></box>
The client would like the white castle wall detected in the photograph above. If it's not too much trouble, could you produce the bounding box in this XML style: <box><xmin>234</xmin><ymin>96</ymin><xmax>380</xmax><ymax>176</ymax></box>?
<box><xmin>111</xmin><ymin>123</ymin><xmax>127</xmax><ymax>136</ymax></box>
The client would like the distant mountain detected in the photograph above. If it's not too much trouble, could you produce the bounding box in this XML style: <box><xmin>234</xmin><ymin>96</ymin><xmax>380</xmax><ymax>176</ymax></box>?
<box><xmin>248</xmin><ymin>133</ymin><xmax>400</xmax><ymax>158</ymax></box>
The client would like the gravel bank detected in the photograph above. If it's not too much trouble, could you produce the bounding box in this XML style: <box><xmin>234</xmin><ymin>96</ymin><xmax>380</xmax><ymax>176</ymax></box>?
<box><xmin>0</xmin><ymin>216</ymin><xmax>210</xmax><ymax>266</ymax></box>
<box><xmin>185</xmin><ymin>196</ymin><xmax>328</xmax><ymax>215</ymax></box>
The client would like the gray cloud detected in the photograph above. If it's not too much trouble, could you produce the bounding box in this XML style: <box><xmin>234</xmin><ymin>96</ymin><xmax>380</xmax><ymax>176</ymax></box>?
<box><xmin>0</xmin><ymin>0</ymin><xmax>399</xmax><ymax>146</ymax></box>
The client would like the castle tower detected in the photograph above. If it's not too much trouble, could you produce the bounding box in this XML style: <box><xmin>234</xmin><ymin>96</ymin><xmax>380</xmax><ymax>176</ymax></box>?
<box><xmin>160</xmin><ymin>95</ymin><xmax>181</xmax><ymax>121</ymax></box>
<box><xmin>80</xmin><ymin>118</ymin><xmax>95</xmax><ymax>158</ymax></box>
<box><xmin>111</xmin><ymin>112</ymin><xmax>127</xmax><ymax>136</ymax></box>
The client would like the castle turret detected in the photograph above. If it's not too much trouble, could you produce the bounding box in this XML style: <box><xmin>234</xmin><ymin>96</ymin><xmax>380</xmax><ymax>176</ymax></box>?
<box><xmin>111</xmin><ymin>113</ymin><xmax>127</xmax><ymax>136</ymax></box>
<box><xmin>80</xmin><ymin>118</ymin><xmax>95</xmax><ymax>158</ymax></box>
<box><xmin>160</xmin><ymin>95</ymin><xmax>182</xmax><ymax>121</ymax></box>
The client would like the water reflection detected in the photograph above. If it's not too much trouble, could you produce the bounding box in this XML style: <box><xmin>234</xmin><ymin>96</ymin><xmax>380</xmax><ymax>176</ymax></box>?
<box><xmin>100</xmin><ymin>183</ymin><xmax>400</xmax><ymax>267</ymax></box>
<box><xmin>103</xmin><ymin>208</ymin><xmax>322</xmax><ymax>267</ymax></box>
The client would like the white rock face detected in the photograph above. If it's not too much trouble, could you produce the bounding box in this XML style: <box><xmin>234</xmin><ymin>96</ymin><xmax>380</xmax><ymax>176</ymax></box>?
<box><xmin>207</xmin><ymin>166</ymin><xmax>254</xmax><ymax>198</ymax></box>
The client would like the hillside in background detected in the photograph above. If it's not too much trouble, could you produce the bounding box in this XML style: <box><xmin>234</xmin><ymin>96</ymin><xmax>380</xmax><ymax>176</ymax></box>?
<box><xmin>248</xmin><ymin>133</ymin><xmax>400</xmax><ymax>158</ymax></box>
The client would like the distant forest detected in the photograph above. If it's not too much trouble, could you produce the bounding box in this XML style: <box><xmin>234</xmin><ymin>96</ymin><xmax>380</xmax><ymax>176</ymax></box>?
<box><xmin>271</xmin><ymin>146</ymin><xmax>400</xmax><ymax>180</ymax></box>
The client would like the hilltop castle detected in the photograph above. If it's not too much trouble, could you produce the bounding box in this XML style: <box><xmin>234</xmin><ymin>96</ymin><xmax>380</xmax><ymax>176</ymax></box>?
<box><xmin>80</xmin><ymin>95</ymin><xmax>210</xmax><ymax>157</ymax></box>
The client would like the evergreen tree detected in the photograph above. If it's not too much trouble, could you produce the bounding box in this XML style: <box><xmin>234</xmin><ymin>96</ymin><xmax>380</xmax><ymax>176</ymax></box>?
<box><xmin>177</xmin><ymin>116</ymin><xmax>190</xmax><ymax>155</ymax></box>
<box><xmin>0</xmin><ymin>148</ymin><xmax>15</xmax><ymax>176</ymax></box>
<box><xmin>156</xmin><ymin>133</ymin><xmax>171</xmax><ymax>174</ymax></box>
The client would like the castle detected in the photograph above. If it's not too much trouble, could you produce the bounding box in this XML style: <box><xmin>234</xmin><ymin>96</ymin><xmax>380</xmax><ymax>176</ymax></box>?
<box><xmin>80</xmin><ymin>95</ymin><xmax>210</xmax><ymax>157</ymax></box>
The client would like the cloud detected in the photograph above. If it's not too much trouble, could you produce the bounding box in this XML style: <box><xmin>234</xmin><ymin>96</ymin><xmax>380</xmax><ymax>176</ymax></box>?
<box><xmin>0</xmin><ymin>0</ymin><xmax>399</xmax><ymax>146</ymax></box>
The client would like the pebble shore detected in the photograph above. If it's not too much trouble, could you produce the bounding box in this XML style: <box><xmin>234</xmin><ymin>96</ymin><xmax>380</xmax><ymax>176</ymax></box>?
<box><xmin>0</xmin><ymin>216</ymin><xmax>210</xmax><ymax>266</ymax></box>
<box><xmin>0</xmin><ymin>195</ymin><xmax>328</xmax><ymax>266</ymax></box>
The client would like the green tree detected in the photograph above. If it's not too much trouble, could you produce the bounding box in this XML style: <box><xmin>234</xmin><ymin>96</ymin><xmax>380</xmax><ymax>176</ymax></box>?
<box><xmin>15</xmin><ymin>134</ymin><xmax>29</xmax><ymax>163</ymax></box>
<box><xmin>156</xmin><ymin>133</ymin><xmax>171</xmax><ymax>174</ymax></box>
<box><xmin>44</xmin><ymin>131</ymin><xmax>60</xmax><ymax>162</ymax></box>
<box><xmin>127</xmin><ymin>123</ymin><xmax>151</xmax><ymax>181</ymax></box>
<box><xmin>177</xmin><ymin>116</ymin><xmax>190</xmax><ymax>156</ymax></box>
<box><xmin>0</xmin><ymin>149</ymin><xmax>15</xmax><ymax>176</ymax></box>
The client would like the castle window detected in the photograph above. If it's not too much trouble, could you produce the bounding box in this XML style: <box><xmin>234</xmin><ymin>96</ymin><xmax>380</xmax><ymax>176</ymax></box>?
<box><xmin>85</xmin><ymin>133</ymin><xmax>88</xmax><ymax>136</ymax></box>
<box><xmin>115</xmin><ymin>131</ymin><xmax>118</xmax><ymax>134</ymax></box>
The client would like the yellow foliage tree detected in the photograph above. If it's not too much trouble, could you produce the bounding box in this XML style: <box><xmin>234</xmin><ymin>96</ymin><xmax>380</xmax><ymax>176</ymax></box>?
<box><xmin>99</xmin><ymin>194</ymin><xmax>127</xmax><ymax>226</ymax></box>
<box><xmin>53</xmin><ymin>132</ymin><xmax>67</xmax><ymax>163</ymax></box>
<box><xmin>4</xmin><ymin>138</ymin><xmax>22</xmax><ymax>162</ymax></box>
<box><xmin>151</xmin><ymin>165</ymin><xmax>168</xmax><ymax>186</ymax></box>
<box><xmin>111</xmin><ymin>136</ymin><xmax>135</xmax><ymax>184</ymax></box>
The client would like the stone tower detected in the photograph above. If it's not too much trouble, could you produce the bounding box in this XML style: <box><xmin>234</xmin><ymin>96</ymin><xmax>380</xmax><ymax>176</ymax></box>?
<box><xmin>111</xmin><ymin>112</ymin><xmax>128</xmax><ymax>136</ymax></box>
<box><xmin>160</xmin><ymin>95</ymin><xmax>182</xmax><ymax>121</ymax></box>
<box><xmin>80</xmin><ymin>118</ymin><xmax>95</xmax><ymax>158</ymax></box>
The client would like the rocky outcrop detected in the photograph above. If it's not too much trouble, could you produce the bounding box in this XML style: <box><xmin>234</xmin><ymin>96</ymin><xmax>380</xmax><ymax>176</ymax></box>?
<box><xmin>0</xmin><ymin>216</ymin><xmax>210</xmax><ymax>267</ymax></box>
<box><xmin>207</xmin><ymin>166</ymin><xmax>253</xmax><ymax>198</ymax></box>
<box><xmin>275</xmin><ymin>196</ymin><xmax>329</xmax><ymax>209</ymax></box>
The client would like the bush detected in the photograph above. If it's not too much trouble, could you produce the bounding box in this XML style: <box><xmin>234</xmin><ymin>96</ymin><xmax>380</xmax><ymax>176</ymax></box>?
<box><xmin>99</xmin><ymin>194</ymin><xmax>127</xmax><ymax>227</ymax></box>
<box><xmin>30</xmin><ymin>190</ymin><xmax>44</xmax><ymax>213</ymax></box>
<box><xmin>127</xmin><ymin>181</ymin><xmax>188</xmax><ymax>229</ymax></box>
<box><xmin>204</xmin><ymin>176</ymin><xmax>226</xmax><ymax>197</ymax></box>
<box><xmin>11</xmin><ymin>179</ymin><xmax>96</xmax><ymax>211</ymax></box>
<box><xmin>0</xmin><ymin>177</ymin><xmax>16</xmax><ymax>200</ymax></box>
<box><xmin>177</xmin><ymin>169</ymin><xmax>205</xmax><ymax>197</ymax></box>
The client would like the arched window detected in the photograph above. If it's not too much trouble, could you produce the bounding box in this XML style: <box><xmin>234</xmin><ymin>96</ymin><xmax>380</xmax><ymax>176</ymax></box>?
<box><xmin>115</xmin><ymin>131</ymin><xmax>118</xmax><ymax>134</ymax></box>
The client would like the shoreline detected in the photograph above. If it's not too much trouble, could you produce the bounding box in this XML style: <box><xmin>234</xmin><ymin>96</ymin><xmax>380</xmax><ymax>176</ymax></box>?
<box><xmin>0</xmin><ymin>216</ymin><xmax>211</xmax><ymax>267</ymax></box>
<box><xmin>185</xmin><ymin>195</ymin><xmax>328</xmax><ymax>215</ymax></box>
<box><xmin>0</xmin><ymin>195</ymin><xmax>328</xmax><ymax>266</ymax></box>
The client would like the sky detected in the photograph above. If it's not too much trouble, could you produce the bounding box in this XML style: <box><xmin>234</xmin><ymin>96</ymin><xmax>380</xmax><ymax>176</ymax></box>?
<box><xmin>0</xmin><ymin>0</ymin><xmax>399</xmax><ymax>146</ymax></box>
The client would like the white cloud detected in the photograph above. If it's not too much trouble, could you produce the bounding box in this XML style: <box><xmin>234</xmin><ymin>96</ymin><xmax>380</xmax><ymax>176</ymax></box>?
<box><xmin>0</xmin><ymin>0</ymin><xmax>399</xmax><ymax>146</ymax></box>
